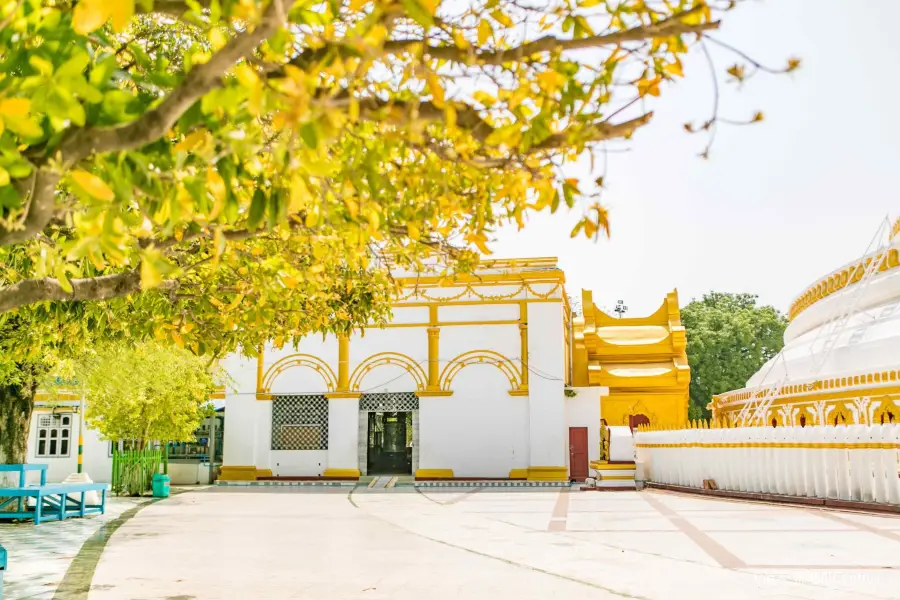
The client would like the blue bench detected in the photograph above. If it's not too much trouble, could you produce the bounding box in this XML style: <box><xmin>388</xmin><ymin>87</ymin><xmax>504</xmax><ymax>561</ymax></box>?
<box><xmin>0</xmin><ymin>464</ymin><xmax>109</xmax><ymax>525</ymax></box>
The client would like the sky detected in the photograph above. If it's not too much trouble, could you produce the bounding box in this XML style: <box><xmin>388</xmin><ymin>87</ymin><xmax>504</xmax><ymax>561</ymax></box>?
<box><xmin>490</xmin><ymin>0</ymin><xmax>900</xmax><ymax>316</ymax></box>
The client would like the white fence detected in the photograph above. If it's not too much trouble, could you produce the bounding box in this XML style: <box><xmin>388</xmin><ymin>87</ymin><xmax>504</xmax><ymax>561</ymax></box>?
<box><xmin>634</xmin><ymin>424</ymin><xmax>900</xmax><ymax>505</ymax></box>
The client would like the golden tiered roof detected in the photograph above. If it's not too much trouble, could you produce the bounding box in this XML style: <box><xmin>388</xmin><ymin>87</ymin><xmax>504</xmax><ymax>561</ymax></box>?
<box><xmin>572</xmin><ymin>290</ymin><xmax>690</xmax><ymax>427</ymax></box>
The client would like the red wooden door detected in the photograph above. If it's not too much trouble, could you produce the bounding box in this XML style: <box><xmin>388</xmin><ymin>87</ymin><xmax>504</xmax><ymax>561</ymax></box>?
<box><xmin>568</xmin><ymin>427</ymin><xmax>589</xmax><ymax>482</ymax></box>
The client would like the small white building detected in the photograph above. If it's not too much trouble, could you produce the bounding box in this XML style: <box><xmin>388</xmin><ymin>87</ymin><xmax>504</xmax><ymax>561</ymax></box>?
<box><xmin>221</xmin><ymin>257</ymin><xmax>607</xmax><ymax>481</ymax></box>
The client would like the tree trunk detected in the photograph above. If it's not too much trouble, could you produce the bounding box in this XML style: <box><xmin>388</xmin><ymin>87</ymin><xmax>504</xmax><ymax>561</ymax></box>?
<box><xmin>0</xmin><ymin>373</ymin><xmax>38</xmax><ymax>465</ymax></box>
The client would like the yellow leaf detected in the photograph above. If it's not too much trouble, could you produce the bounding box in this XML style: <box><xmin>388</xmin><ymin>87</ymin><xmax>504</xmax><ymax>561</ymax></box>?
<box><xmin>109</xmin><ymin>0</ymin><xmax>134</xmax><ymax>32</ymax></box>
<box><xmin>349</xmin><ymin>0</ymin><xmax>368</xmax><ymax>9</ymax></box>
<box><xmin>0</xmin><ymin>98</ymin><xmax>30</xmax><ymax>120</ymax></box>
<box><xmin>73</xmin><ymin>0</ymin><xmax>110</xmax><ymax>35</ymax></box>
<box><xmin>537</xmin><ymin>70</ymin><xmax>566</xmax><ymax>94</ymax></box>
<box><xmin>491</xmin><ymin>9</ymin><xmax>513</xmax><ymax>27</ymax></box>
<box><xmin>426</xmin><ymin>72</ymin><xmax>445</xmax><ymax>107</ymax></box>
<box><xmin>175</xmin><ymin>129</ymin><xmax>209</xmax><ymax>153</ymax></box>
<box><xmin>141</xmin><ymin>258</ymin><xmax>163</xmax><ymax>289</ymax></box>
<box><xmin>477</xmin><ymin>20</ymin><xmax>493</xmax><ymax>46</ymax></box>
<box><xmin>207</xmin><ymin>167</ymin><xmax>226</xmax><ymax>202</ymax></box>
<box><xmin>70</xmin><ymin>170</ymin><xmax>115</xmax><ymax>201</ymax></box>
<box><xmin>752</xmin><ymin>111</ymin><xmax>764</xmax><ymax>122</ymax></box>
<box><xmin>226</xmin><ymin>294</ymin><xmax>244</xmax><ymax>311</ymax></box>
<box><xmin>636</xmin><ymin>77</ymin><xmax>661</xmax><ymax>97</ymax></box>
<box><xmin>407</xmin><ymin>224</ymin><xmax>420</xmax><ymax>240</ymax></box>
<box><xmin>344</xmin><ymin>196</ymin><xmax>359</xmax><ymax>218</ymax></box>
<box><xmin>467</xmin><ymin>232</ymin><xmax>492</xmax><ymax>255</ymax></box>
<box><xmin>282</xmin><ymin>274</ymin><xmax>299</xmax><ymax>288</ymax></box>
<box><xmin>664</xmin><ymin>60</ymin><xmax>683</xmax><ymax>78</ymax></box>
<box><xmin>726</xmin><ymin>64</ymin><xmax>745</xmax><ymax>81</ymax></box>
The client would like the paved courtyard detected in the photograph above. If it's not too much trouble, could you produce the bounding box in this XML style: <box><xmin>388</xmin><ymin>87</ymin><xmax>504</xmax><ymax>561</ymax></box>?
<box><xmin>4</xmin><ymin>487</ymin><xmax>900</xmax><ymax>599</ymax></box>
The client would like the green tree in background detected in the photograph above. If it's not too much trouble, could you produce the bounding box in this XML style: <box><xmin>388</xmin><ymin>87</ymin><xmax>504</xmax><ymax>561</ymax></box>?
<box><xmin>681</xmin><ymin>293</ymin><xmax>788</xmax><ymax>419</ymax></box>
<box><xmin>78</xmin><ymin>342</ymin><xmax>220</xmax><ymax>449</ymax></box>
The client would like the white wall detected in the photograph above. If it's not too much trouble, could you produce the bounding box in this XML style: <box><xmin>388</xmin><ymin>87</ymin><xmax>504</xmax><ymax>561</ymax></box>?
<box><xmin>565</xmin><ymin>387</ymin><xmax>603</xmax><ymax>466</ymax></box>
<box><xmin>24</xmin><ymin>410</ymin><xmax>113</xmax><ymax>484</ymax></box>
<box><xmin>327</xmin><ymin>398</ymin><xmax>359</xmax><ymax>471</ymax></box>
<box><xmin>527</xmin><ymin>301</ymin><xmax>567</xmax><ymax>467</ymax></box>
<box><xmin>419</xmin><ymin>365</ymin><xmax>529</xmax><ymax>477</ymax></box>
<box><xmin>220</xmin><ymin>272</ymin><xmax>575</xmax><ymax>478</ymax></box>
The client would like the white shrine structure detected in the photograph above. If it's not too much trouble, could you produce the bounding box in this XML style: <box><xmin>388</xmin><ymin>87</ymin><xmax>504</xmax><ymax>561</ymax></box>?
<box><xmin>219</xmin><ymin>257</ymin><xmax>690</xmax><ymax>482</ymax></box>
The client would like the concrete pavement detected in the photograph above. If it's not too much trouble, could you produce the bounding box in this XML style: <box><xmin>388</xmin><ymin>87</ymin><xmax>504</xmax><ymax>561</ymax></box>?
<box><xmin>79</xmin><ymin>487</ymin><xmax>900</xmax><ymax>599</ymax></box>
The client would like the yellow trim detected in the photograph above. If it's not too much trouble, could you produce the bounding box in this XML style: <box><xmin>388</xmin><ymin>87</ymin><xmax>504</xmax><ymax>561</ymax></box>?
<box><xmin>508</xmin><ymin>468</ymin><xmax>528</xmax><ymax>480</ymax></box>
<box><xmin>589</xmin><ymin>461</ymin><xmax>636</xmax><ymax>470</ymax></box>
<box><xmin>508</xmin><ymin>389</ymin><xmax>530</xmax><ymax>396</ymax></box>
<box><xmin>323</xmin><ymin>468</ymin><xmax>361</xmax><ymax>478</ymax></box>
<box><xmin>417</xmin><ymin>390</ymin><xmax>454</xmax><ymax>397</ymax></box>
<box><xmin>259</xmin><ymin>354</ymin><xmax>338</xmax><ymax>400</ymax></box>
<box><xmin>427</xmin><ymin>326</ymin><xmax>440</xmax><ymax>390</ymax></box>
<box><xmin>789</xmin><ymin>248</ymin><xmax>899</xmax><ymax>321</ymax></box>
<box><xmin>519</xmin><ymin>301</ymin><xmax>529</xmax><ymax>391</ymax></box>
<box><xmin>599</xmin><ymin>475</ymin><xmax>635</xmax><ymax>481</ymax></box>
<box><xmin>439</xmin><ymin>350</ymin><xmax>522</xmax><ymax>393</ymax></box>
<box><xmin>219</xmin><ymin>466</ymin><xmax>259</xmax><ymax>481</ymax></box>
<box><xmin>415</xmin><ymin>468</ymin><xmax>454</xmax><ymax>479</ymax></box>
<box><xmin>526</xmin><ymin>466</ymin><xmax>568</xmax><ymax>482</ymax></box>
<box><xmin>635</xmin><ymin>442</ymin><xmax>900</xmax><ymax>450</ymax></box>
<box><xmin>395</xmin><ymin>298</ymin><xmax>562</xmax><ymax>307</ymax></box>
<box><xmin>395</xmin><ymin>270</ymin><xmax>564</xmax><ymax>290</ymax></box>
<box><xmin>256</xmin><ymin>347</ymin><xmax>265</xmax><ymax>396</ymax></box>
<box><xmin>714</xmin><ymin>374</ymin><xmax>900</xmax><ymax>408</ymax></box>
<box><xmin>34</xmin><ymin>392</ymin><xmax>80</xmax><ymax>402</ymax></box>
<box><xmin>256</xmin><ymin>469</ymin><xmax>273</xmax><ymax>478</ymax></box>
<box><xmin>374</xmin><ymin>319</ymin><xmax>521</xmax><ymax>328</ymax></box>
<box><xmin>324</xmin><ymin>392</ymin><xmax>362</xmax><ymax>399</ymax></box>
<box><xmin>349</xmin><ymin>352</ymin><xmax>428</xmax><ymax>392</ymax></box>
<box><xmin>337</xmin><ymin>335</ymin><xmax>350</xmax><ymax>391</ymax></box>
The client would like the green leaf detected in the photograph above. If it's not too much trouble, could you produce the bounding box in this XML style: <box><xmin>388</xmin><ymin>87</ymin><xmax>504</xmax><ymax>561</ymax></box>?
<box><xmin>401</xmin><ymin>0</ymin><xmax>435</xmax><ymax>28</ymax></box>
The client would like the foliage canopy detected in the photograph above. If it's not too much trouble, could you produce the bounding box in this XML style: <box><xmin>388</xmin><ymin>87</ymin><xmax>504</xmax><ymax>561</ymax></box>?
<box><xmin>0</xmin><ymin>0</ymin><xmax>794</xmax><ymax>359</ymax></box>
<box><xmin>79</xmin><ymin>341</ymin><xmax>220</xmax><ymax>447</ymax></box>
<box><xmin>681</xmin><ymin>292</ymin><xmax>788</xmax><ymax>419</ymax></box>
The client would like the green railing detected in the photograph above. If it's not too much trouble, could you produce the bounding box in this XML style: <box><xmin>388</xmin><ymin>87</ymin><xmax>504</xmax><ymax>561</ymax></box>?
<box><xmin>111</xmin><ymin>448</ymin><xmax>168</xmax><ymax>496</ymax></box>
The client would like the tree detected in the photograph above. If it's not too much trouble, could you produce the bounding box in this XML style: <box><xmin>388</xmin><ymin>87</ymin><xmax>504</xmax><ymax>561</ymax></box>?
<box><xmin>0</xmin><ymin>0</ymin><xmax>796</xmax><ymax>462</ymax></box>
<box><xmin>78</xmin><ymin>342</ymin><xmax>220</xmax><ymax>448</ymax></box>
<box><xmin>681</xmin><ymin>293</ymin><xmax>788</xmax><ymax>419</ymax></box>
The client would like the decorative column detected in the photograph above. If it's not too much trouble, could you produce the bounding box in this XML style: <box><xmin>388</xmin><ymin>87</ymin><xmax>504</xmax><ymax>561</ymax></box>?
<box><xmin>255</xmin><ymin>346</ymin><xmax>266</xmax><ymax>400</ymax></box>
<box><xmin>427</xmin><ymin>327</ymin><xmax>440</xmax><ymax>390</ymax></box>
<box><xmin>337</xmin><ymin>335</ymin><xmax>350</xmax><ymax>391</ymax></box>
<box><xmin>519</xmin><ymin>301</ymin><xmax>529</xmax><ymax>392</ymax></box>
<box><xmin>427</xmin><ymin>304</ymin><xmax>440</xmax><ymax>390</ymax></box>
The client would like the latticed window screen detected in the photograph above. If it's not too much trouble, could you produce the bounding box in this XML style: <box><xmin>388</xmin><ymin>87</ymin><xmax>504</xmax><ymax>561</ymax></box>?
<box><xmin>272</xmin><ymin>395</ymin><xmax>328</xmax><ymax>450</ymax></box>
<box><xmin>359</xmin><ymin>392</ymin><xmax>419</xmax><ymax>412</ymax></box>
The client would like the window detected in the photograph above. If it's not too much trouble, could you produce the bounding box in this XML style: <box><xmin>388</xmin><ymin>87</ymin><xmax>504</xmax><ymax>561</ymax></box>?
<box><xmin>36</xmin><ymin>413</ymin><xmax>72</xmax><ymax>457</ymax></box>
<box><xmin>271</xmin><ymin>395</ymin><xmax>328</xmax><ymax>450</ymax></box>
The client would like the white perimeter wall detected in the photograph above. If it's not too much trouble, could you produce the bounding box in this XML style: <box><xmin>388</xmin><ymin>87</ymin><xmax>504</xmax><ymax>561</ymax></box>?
<box><xmin>221</xmin><ymin>278</ymin><xmax>578</xmax><ymax>477</ymax></box>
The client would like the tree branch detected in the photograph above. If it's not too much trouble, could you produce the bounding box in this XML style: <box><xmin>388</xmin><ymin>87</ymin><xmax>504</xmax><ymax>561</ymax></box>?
<box><xmin>0</xmin><ymin>270</ymin><xmax>177</xmax><ymax>314</ymax></box>
<box><xmin>284</xmin><ymin>9</ymin><xmax>719</xmax><ymax>71</ymax></box>
<box><xmin>0</xmin><ymin>1</ymin><xmax>291</xmax><ymax>251</ymax></box>
<box><xmin>59</xmin><ymin>0</ymin><xmax>289</xmax><ymax>164</ymax></box>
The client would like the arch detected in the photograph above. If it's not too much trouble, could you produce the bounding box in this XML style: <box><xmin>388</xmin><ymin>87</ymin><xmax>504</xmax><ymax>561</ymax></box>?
<box><xmin>262</xmin><ymin>354</ymin><xmax>338</xmax><ymax>394</ymax></box>
<box><xmin>349</xmin><ymin>352</ymin><xmax>427</xmax><ymax>392</ymax></box>
<box><xmin>439</xmin><ymin>350</ymin><xmax>522</xmax><ymax>392</ymax></box>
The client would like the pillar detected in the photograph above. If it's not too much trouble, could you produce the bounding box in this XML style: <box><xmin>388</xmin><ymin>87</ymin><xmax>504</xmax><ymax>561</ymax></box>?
<box><xmin>519</xmin><ymin>300</ymin><xmax>529</xmax><ymax>391</ymax></box>
<box><xmin>427</xmin><ymin>305</ymin><xmax>440</xmax><ymax>391</ymax></box>
<box><xmin>337</xmin><ymin>335</ymin><xmax>349</xmax><ymax>391</ymax></box>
